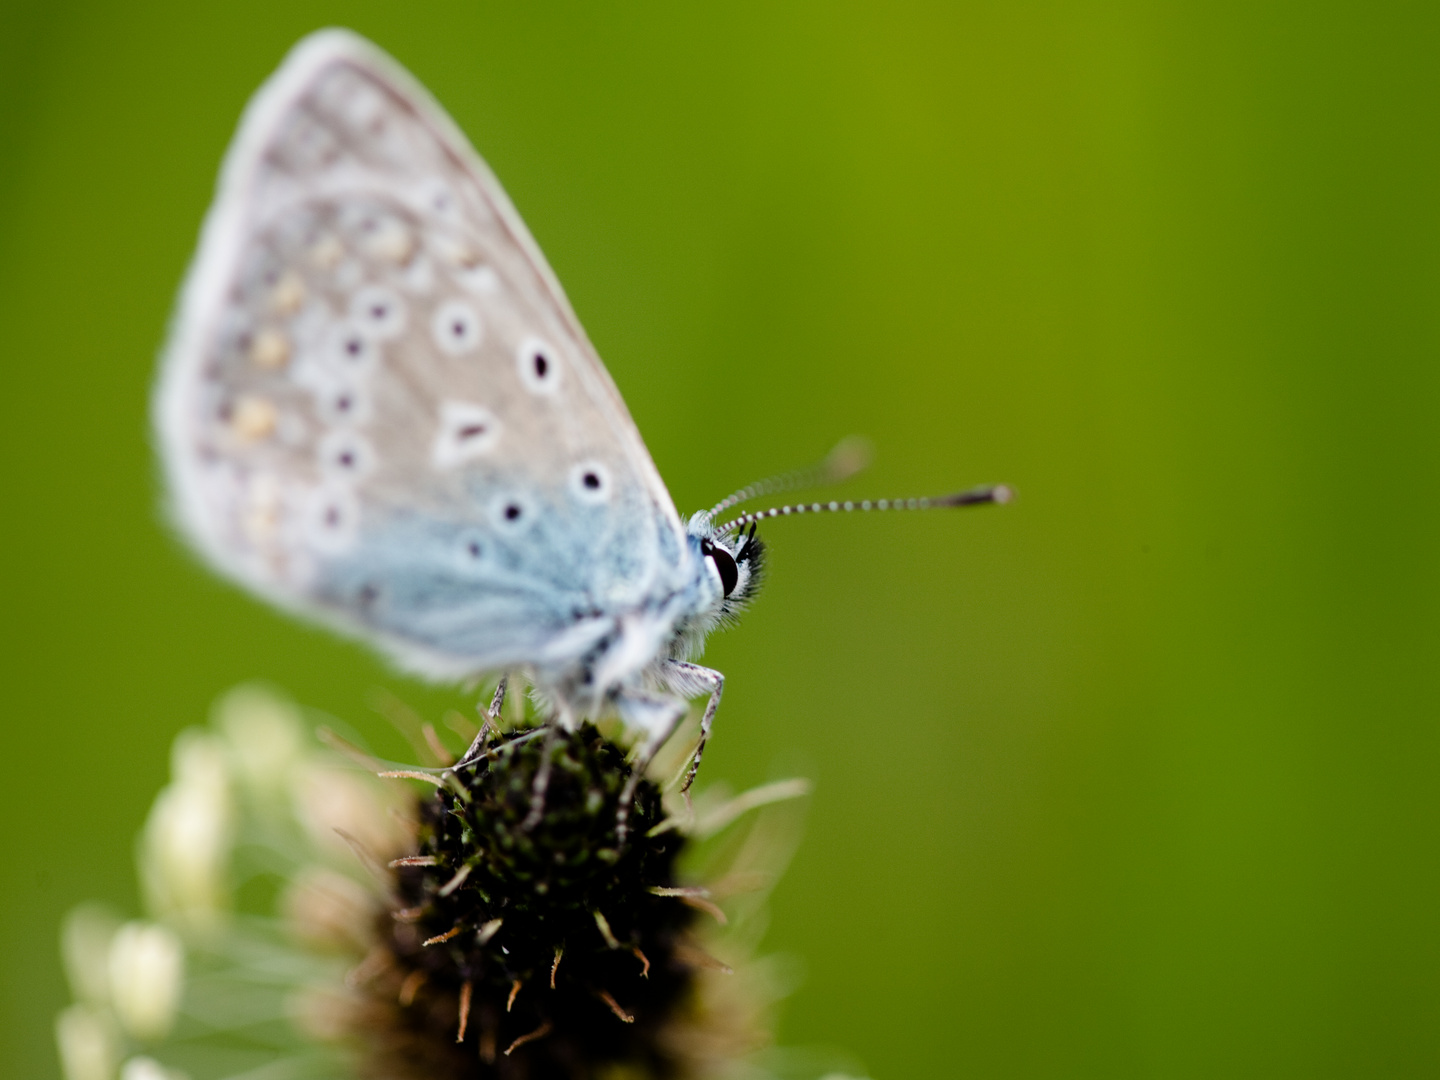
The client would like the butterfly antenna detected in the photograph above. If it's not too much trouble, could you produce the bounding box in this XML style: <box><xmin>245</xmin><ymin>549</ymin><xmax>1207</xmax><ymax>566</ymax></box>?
<box><xmin>706</xmin><ymin>436</ymin><xmax>873</xmax><ymax>518</ymax></box>
<box><xmin>715</xmin><ymin>483</ymin><xmax>1013</xmax><ymax>536</ymax></box>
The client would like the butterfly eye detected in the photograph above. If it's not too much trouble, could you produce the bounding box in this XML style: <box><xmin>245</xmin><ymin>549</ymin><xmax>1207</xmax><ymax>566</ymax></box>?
<box><xmin>700</xmin><ymin>539</ymin><xmax>739</xmax><ymax>598</ymax></box>
<box><xmin>517</xmin><ymin>337</ymin><xmax>561</xmax><ymax>394</ymax></box>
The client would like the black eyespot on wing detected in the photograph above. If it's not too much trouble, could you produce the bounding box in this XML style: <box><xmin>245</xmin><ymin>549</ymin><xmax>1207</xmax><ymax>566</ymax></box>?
<box><xmin>516</xmin><ymin>338</ymin><xmax>561</xmax><ymax>393</ymax></box>
<box><xmin>701</xmin><ymin>538</ymin><xmax>739</xmax><ymax>598</ymax></box>
<box><xmin>568</xmin><ymin>461</ymin><xmax>611</xmax><ymax>504</ymax></box>
<box><xmin>488</xmin><ymin>493</ymin><xmax>534</xmax><ymax>532</ymax></box>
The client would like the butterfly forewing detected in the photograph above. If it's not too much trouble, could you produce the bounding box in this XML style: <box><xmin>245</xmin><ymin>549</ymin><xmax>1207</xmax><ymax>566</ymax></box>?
<box><xmin>157</xmin><ymin>32</ymin><xmax>688</xmax><ymax>676</ymax></box>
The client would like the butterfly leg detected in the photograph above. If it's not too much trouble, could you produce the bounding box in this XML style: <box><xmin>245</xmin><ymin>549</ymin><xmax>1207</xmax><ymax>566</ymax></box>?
<box><xmin>663</xmin><ymin>661</ymin><xmax>724</xmax><ymax>794</ymax></box>
<box><xmin>454</xmin><ymin>674</ymin><xmax>507</xmax><ymax>770</ymax></box>
<box><xmin>614</xmin><ymin>693</ymin><xmax>688</xmax><ymax>846</ymax></box>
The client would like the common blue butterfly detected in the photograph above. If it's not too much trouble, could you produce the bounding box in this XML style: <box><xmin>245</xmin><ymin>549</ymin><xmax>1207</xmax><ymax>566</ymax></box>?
<box><xmin>154</xmin><ymin>30</ymin><xmax>1009</xmax><ymax>834</ymax></box>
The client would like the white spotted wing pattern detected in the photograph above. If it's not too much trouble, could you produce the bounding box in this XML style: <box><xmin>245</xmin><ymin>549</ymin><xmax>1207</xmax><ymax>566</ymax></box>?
<box><xmin>154</xmin><ymin>30</ymin><xmax>738</xmax><ymax>720</ymax></box>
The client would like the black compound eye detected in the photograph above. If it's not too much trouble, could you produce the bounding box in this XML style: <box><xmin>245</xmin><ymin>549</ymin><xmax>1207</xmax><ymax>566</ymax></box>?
<box><xmin>701</xmin><ymin>539</ymin><xmax>739</xmax><ymax>598</ymax></box>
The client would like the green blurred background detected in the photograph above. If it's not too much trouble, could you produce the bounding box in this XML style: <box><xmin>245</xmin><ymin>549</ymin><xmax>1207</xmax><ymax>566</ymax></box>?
<box><xmin>4</xmin><ymin>1</ymin><xmax>1440</xmax><ymax>1076</ymax></box>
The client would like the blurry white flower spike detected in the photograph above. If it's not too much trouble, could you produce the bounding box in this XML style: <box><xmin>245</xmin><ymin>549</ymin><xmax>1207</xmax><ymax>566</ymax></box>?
<box><xmin>55</xmin><ymin>1003</ymin><xmax>116</xmax><ymax>1080</ymax></box>
<box><xmin>139</xmin><ymin>730</ymin><xmax>232</xmax><ymax>930</ymax></box>
<box><xmin>107</xmin><ymin>923</ymin><xmax>185</xmax><ymax>1041</ymax></box>
<box><xmin>153</xmin><ymin>27</ymin><xmax>1009</xmax><ymax>814</ymax></box>
<box><xmin>54</xmin><ymin>684</ymin><xmax>860</xmax><ymax>1080</ymax></box>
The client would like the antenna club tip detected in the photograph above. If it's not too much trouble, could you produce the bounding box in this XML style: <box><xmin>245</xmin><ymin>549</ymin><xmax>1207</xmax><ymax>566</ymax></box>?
<box><xmin>939</xmin><ymin>483</ymin><xmax>1014</xmax><ymax>508</ymax></box>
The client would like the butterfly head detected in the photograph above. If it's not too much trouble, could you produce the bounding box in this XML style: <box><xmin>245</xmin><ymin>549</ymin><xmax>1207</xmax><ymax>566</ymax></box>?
<box><xmin>689</xmin><ymin>517</ymin><xmax>765</xmax><ymax>623</ymax></box>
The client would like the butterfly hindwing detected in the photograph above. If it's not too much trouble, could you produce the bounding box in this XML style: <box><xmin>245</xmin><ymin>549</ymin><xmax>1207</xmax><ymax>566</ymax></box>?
<box><xmin>156</xmin><ymin>31</ymin><xmax>687</xmax><ymax>676</ymax></box>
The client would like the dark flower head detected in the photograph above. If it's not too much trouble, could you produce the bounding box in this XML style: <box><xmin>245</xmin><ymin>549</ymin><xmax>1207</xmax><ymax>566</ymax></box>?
<box><xmin>54</xmin><ymin>686</ymin><xmax>861</xmax><ymax>1080</ymax></box>
<box><xmin>359</xmin><ymin>724</ymin><xmax>705</xmax><ymax>1078</ymax></box>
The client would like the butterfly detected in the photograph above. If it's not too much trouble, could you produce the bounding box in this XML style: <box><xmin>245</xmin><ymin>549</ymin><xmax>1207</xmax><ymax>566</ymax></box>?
<box><xmin>153</xmin><ymin>29</ymin><xmax>1009</xmax><ymax>835</ymax></box>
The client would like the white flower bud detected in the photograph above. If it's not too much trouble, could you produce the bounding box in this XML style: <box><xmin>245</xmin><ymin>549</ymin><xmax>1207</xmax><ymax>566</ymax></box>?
<box><xmin>107</xmin><ymin>922</ymin><xmax>184</xmax><ymax>1040</ymax></box>
<box><xmin>215</xmin><ymin>684</ymin><xmax>305</xmax><ymax>798</ymax></box>
<box><xmin>61</xmin><ymin>905</ymin><xmax>121</xmax><ymax>1005</ymax></box>
<box><xmin>120</xmin><ymin>1056</ymin><xmax>188</xmax><ymax>1080</ymax></box>
<box><xmin>55</xmin><ymin>1004</ymin><xmax>117</xmax><ymax>1080</ymax></box>
<box><xmin>170</xmin><ymin>728</ymin><xmax>228</xmax><ymax>792</ymax></box>
<box><xmin>140</xmin><ymin>731</ymin><xmax>233</xmax><ymax>927</ymax></box>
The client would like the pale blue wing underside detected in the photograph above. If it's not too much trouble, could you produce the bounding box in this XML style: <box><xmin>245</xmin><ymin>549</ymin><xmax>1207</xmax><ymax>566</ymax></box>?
<box><xmin>155</xmin><ymin>30</ymin><xmax>692</xmax><ymax>679</ymax></box>
<box><xmin>314</xmin><ymin>477</ymin><xmax>685</xmax><ymax>673</ymax></box>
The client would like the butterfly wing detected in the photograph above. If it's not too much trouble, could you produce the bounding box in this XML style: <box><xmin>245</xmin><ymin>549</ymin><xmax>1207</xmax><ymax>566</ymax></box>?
<box><xmin>155</xmin><ymin>30</ymin><xmax>690</xmax><ymax>678</ymax></box>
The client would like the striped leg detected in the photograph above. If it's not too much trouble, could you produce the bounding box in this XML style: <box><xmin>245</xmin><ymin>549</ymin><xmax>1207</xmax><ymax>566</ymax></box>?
<box><xmin>664</xmin><ymin>661</ymin><xmax>724</xmax><ymax>793</ymax></box>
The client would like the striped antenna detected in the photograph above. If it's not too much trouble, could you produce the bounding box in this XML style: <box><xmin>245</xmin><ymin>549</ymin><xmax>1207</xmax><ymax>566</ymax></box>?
<box><xmin>707</xmin><ymin>436</ymin><xmax>872</xmax><ymax>518</ymax></box>
<box><xmin>715</xmin><ymin>483</ymin><xmax>1013</xmax><ymax>536</ymax></box>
